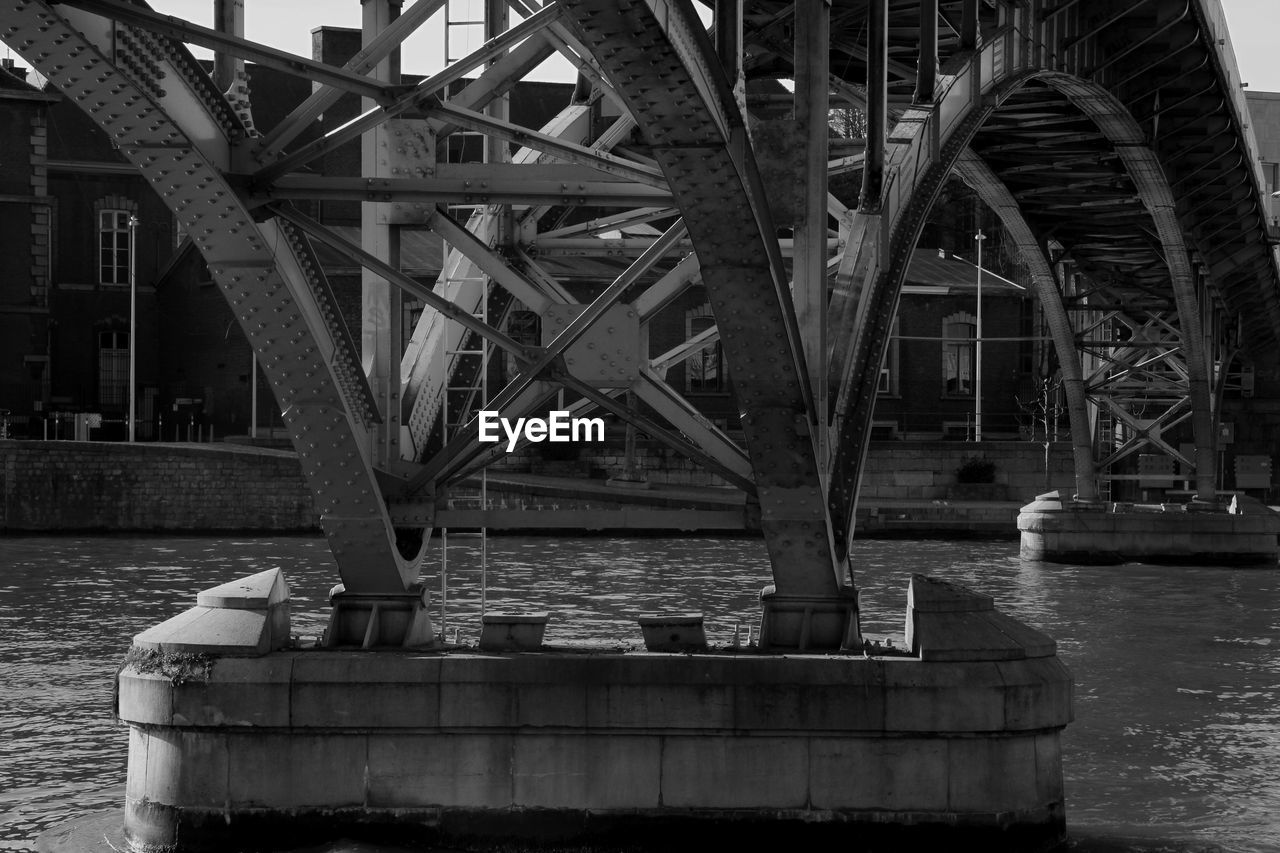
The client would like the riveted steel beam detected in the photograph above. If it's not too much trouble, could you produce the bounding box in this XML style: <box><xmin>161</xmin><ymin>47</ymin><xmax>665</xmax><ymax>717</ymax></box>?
<box><xmin>422</xmin><ymin>99</ymin><xmax>668</xmax><ymax>187</ymax></box>
<box><xmin>260</xmin><ymin>171</ymin><xmax>674</xmax><ymax>208</ymax></box>
<box><xmin>58</xmin><ymin>0</ymin><xmax>397</xmax><ymax>102</ymax></box>
<box><xmin>252</xmin><ymin>9</ymin><xmax>564</xmax><ymax>183</ymax></box>
<box><xmin>270</xmin><ymin>204</ymin><xmax>530</xmax><ymax>362</ymax></box>
<box><xmin>256</xmin><ymin>0</ymin><xmax>457</xmax><ymax>158</ymax></box>
<box><xmin>560</xmin><ymin>0</ymin><xmax>854</xmax><ymax>647</ymax></box>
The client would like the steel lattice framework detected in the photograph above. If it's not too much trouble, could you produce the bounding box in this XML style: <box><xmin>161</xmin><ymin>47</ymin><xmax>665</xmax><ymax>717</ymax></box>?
<box><xmin>5</xmin><ymin>0</ymin><xmax>1276</xmax><ymax>648</ymax></box>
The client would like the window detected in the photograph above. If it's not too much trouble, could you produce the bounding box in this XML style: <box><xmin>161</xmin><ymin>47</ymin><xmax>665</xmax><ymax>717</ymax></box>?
<box><xmin>98</xmin><ymin>330</ymin><xmax>129</xmax><ymax>408</ymax></box>
<box><xmin>503</xmin><ymin>310</ymin><xmax>541</xmax><ymax>386</ymax></box>
<box><xmin>878</xmin><ymin>317</ymin><xmax>900</xmax><ymax>396</ymax></box>
<box><xmin>942</xmin><ymin>312</ymin><xmax>976</xmax><ymax>397</ymax></box>
<box><xmin>686</xmin><ymin>309</ymin><xmax>725</xmax><ymax>393</ymax></box>
<box><xmin>1264</xmin><ymin>162</ymin><xmax>1279</xmax><ymax>228</ymax></box>
<box><xmin>99</xmin><ymin>209</ymin><xmax>132</xmax><ymax>285</ymax></box>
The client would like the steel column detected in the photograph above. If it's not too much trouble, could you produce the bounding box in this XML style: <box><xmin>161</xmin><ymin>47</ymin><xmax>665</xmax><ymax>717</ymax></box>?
<box><xmin>916</xmin><ymin>0</ymin><xmax>939</xmax><ymax>104</ymax></box>
<box><xmin>362</xmin><ymin>0</ymin><xmax>404</xmax><ymax>471</ymax></box>
<box><xmin>213</xmin><ymin>0</ymin><xmax>244</xmax><ymax>92</ymax></box>
<box><xmin>861</xmin><ymin>0</ymin><xmax>887</xmax><ymax>212</ymax></box>
<box><xmin>961</xmin><ymin>0</ymin><xmax>979</xmax><ymax>50</ymax></box>
<box><xmin>795</xmin><ymin>0</ymin><xmax>831</xmax><ymax>459</ymax></box>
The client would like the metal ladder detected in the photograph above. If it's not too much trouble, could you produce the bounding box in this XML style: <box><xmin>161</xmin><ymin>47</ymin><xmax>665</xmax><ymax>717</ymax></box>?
<box><xmin>442</xmin><ymin>0</ymin><xmax>487</xmax><ymax>165</ymax></box>
<box><xmin>439</xmin><ymin>275</ymin><xmax>490</xmax><ymax>643</ymax></box>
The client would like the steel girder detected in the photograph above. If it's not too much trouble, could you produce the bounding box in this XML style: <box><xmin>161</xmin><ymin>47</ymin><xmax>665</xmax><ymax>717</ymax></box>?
<box><xmin>557</xmin><ymin>0</ymin><xmax>854</xmax><ymax>617</ymax></box>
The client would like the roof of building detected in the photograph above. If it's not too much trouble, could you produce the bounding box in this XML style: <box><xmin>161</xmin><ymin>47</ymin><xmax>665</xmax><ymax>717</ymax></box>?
<box><xmin>0</xmin><ymin>61</ymin><xmax>57</xmax><ymax>101</ymax></box>
<box><xmin>903</xmin><ymin>248</ymin><xmax>1027</xmax><ymax>296</ymax></box>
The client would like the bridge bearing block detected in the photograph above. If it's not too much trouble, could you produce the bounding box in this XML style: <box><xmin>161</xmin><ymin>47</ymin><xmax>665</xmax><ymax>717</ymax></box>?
<box><xmin>323</xmin><ymin>582</ymin><xmax>435</xmax><ymax>648</ymax></box>
<box><xmin>757</xmin><ymin>585</ymin><xmax>861</xmax><ymax>652</ymax></box>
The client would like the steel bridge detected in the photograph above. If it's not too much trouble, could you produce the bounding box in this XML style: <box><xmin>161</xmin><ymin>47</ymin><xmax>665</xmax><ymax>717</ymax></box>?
<box><xmin>6</xmin><ymin>0</ymin><xmax>1277</xmax><ymax>647</ymax></box>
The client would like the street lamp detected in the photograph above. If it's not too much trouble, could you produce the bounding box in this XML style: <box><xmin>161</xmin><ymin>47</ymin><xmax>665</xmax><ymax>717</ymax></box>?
<box><xmin>128</xmin><ymin>214</ymin><xmax>138</xmax><ymax>443</ymax></box>
<box><xmin>974</xmin><ymin>228</ymin><xmax>985</xmax><ymax>442</ymax></box>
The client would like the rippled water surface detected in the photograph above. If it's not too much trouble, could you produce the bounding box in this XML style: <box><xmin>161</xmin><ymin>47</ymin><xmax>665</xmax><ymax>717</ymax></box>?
<box><xmin>1</xmin><ymin>534</ymin><xmax>1278</xmax><ymax>852</ymax></box>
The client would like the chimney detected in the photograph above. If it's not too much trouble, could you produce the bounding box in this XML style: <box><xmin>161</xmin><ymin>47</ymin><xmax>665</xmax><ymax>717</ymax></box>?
<box><xmin>311</xmin><ymin>26</ymin><xmax>362</xmax><ymax>67</ymax></box>
<box><xmin>1</xmin><ymin>57</ymin><xmax>29</xmax><ymax>81</ymax></box>
<box><xmin>213</xmin><ymin>0</ymin><xmax>244</xmax><ymax>92</ymax></box>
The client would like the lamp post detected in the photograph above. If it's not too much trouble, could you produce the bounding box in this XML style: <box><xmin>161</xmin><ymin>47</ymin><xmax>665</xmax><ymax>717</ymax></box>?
<box><xmin>974</xmin><ymin>228</ymin><xmax>985</xmax><ymax>442</ymax></box>
<box><xmin>250</xmin><ymin>351</ymin><xmax>258</xmax><ymax>439</ymax></box>
<box><xmin>128</xmin><ymin>214</ymin><xmax>138</xmax><ymax>443</ymax></box>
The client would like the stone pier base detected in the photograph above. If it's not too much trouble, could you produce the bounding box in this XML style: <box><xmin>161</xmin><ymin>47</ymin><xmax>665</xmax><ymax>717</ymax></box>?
<box><xmin>114</xmin><ymin>574</ymin><xmax>1073</xmax><ymax>851</ymax></box>
<box><xmin>1018</xmin><ymin>490</ymin><xmax>1280</xmax><ymax>565</ymax></box>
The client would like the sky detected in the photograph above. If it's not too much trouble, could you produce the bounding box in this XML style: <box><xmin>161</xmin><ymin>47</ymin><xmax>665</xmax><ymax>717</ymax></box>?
<box><xmin>3</xmin><ymin>1</ymin><xmax>1278</xmax><ymax>93</ymax></box>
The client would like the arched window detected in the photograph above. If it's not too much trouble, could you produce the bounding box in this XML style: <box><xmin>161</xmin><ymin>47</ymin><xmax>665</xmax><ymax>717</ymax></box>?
<box><xmin>942</xmin><ymin>311</ymin><xmax>976</xmax><ymax>397</ymax></box>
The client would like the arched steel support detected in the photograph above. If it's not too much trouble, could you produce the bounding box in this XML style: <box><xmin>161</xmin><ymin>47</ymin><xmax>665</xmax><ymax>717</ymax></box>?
<box><xmin>1049</xmin><ymin>76</ymin><xmax>1219</xmax><ymax>501</ymax></box>
<box><xmin>560</xmin><ymin>0</ymin><xmax>858</xmax><ymax>650</ymax></box>
<box><xmin>828</xmin><ymin>24</ymin><xmax>1245</xmax><ymax>548</ymax></box>
<box><xmin>954</xmin><ymin>152</ymin><xmax>1099</xmax><ymax>502</ymax></box>
<box><xmin>2</xmin><ymin>1</ymin><xmax>422</xmax><ymax>597</ymax></box>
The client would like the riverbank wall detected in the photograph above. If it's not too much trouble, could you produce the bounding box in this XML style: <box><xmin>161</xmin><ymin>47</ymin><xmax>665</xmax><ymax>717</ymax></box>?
<box><xmin>0</xmin><ymin>439</ymin><xmax>1073</xmax><ymax>533</ymax></box>
<box><xmin>0</xmin><ymin>440</ymin><xmax>316</xmax><ymax>532</ymax></box>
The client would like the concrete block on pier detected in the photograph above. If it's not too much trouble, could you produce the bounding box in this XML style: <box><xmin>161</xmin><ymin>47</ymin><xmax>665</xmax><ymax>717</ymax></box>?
<box><xmin>637</xmin><ymin>612</ymin><xmax>708</xmax><ymax>652</ymax></box>
<box><xmin>479</xmin><ymin>612</ymin><xmax>548</xmax><ymax>651</ymax></box>
<box><xmin>132</xmin><ymin>568</ymin><xmax>290</xmax><ymax>656</ymax></box>
<box><xmin>907</xmin><ymin>574</ymin><xmax>1057</xmax><ymax>662</ymax></box>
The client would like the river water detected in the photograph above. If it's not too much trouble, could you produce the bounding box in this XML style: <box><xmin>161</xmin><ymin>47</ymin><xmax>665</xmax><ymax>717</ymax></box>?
<box><xmin>1</xmin><ymin>534</ymin><xmax>1277</xmax><ymax>852</ymax></box>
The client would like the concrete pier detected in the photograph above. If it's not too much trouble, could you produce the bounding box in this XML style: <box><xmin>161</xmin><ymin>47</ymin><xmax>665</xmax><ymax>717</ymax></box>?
<box><xmin>1018</xmin><ymin>491</ymin><xmax>1280</xmax><ymax>565</ymax></box>
<box><xmin>113</xmin><ymin>571</ymin><xmax>1073</xmax><ymax>851</ymax></box>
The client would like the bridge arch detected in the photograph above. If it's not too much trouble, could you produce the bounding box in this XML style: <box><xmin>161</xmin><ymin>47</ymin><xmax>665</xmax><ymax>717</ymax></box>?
<box><xmin>830</xmin><ymin>29</ymin><xmax>1267</xmax><ymax>549</ymax></box>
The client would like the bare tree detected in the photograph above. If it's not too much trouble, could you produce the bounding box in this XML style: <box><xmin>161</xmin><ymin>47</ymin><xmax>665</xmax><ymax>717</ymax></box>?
<box><xmin>1017</xmin><ymin>374</ymin><xmax>1065</xmax><ymax>493</ymax></box>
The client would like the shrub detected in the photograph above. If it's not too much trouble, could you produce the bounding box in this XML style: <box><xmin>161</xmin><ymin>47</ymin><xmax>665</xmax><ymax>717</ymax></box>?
<box><xmin>955</xmin><ymin>455</ymin><xmax>996</xmax><ymax>484</ymax></box>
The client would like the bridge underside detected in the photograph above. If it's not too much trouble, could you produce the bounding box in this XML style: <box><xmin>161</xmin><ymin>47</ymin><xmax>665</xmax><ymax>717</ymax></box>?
<box><xmin>15</xmin><ymin>0</ymin><xmax>1280</xmax><ymax>847</ymax></box>
<box><xmin>4</xmin><ymin>0</ymin><xmax>1278</xmax><ymax>622</ymax></box>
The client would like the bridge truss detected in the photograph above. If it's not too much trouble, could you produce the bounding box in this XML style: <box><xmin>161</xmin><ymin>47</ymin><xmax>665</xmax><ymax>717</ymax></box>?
<box><xmin>5</xmin><ymin>0</ymin><xmax>1277</xmax><ymax>648</ymax></box>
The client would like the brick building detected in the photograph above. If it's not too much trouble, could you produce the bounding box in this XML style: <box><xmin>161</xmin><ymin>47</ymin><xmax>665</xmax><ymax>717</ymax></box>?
<box><xmin>0</xmin><ymin>58</ymin><xmax>170</xmax><ymax>439</ymax></box>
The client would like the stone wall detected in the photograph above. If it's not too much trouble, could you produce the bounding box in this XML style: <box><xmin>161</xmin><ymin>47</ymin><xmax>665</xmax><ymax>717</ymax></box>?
<box><xmin>505</xmin><ymin>439</ymin><xmax>1074</xmax><ymax>501</ymax></box>
<box><xmin>502</xmin><ymin>442</ymin><xmax>725</xmax><ymax>487</ymax></box>
<box><xmin>861</xmin><ymin>440</ymin><xmax>1075</xmax><ymax>502</ymax></box>
<box><xmin>0</xmin><ymin>440</ymin><xmax>318</xmax><ymax>531</ymax></box>
<box><xmin>0</xmin><ymin>438</ymin><xmax>1075</xmax><ymax>533</ymax></box>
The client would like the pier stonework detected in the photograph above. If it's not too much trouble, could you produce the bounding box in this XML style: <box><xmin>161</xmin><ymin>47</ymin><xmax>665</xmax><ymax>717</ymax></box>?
<box><xmin>115</xmin><ymin>572</ymin><xmax>1072</xmax><ymax>851</ymax></box>
<box><xmin>1018</xmin><ymin>491</ymin><xmax>1280</xmax><ymax>565</ymax></box>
